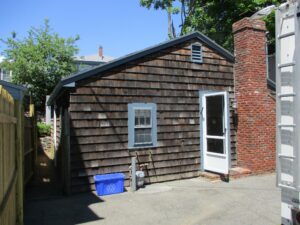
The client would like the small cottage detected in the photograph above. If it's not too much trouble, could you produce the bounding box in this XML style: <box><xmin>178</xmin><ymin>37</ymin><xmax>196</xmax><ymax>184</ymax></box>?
<box><xmin>48</xmin><ymin>18</ymin><xmax>275</xmax><ymax>194</ymax></box>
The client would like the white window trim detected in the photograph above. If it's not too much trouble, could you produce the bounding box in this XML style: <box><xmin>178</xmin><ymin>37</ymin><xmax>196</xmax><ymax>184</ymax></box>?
<box><xmin>128</xmin><ymin>103</ymin><xmax>157</xmax><ymax>149</ymax></box>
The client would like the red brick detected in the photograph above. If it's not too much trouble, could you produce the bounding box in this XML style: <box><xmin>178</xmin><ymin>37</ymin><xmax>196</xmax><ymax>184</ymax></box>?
<box><xmin>233</xmin><ymin>18</ymin><xmax>276</xmax><ymax>173</ymax></box>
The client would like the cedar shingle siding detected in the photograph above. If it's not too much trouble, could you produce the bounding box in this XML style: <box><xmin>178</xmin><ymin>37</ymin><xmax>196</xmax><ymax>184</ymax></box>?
<box><xmin>67</xmin><ymin>39</ymin><xmax>236</xmax><ymax>193</ymax></box>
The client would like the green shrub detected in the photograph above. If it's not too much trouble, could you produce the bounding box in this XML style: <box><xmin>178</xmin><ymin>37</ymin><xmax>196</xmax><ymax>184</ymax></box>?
<box><xmin>37</xmin><ymin>122</ymin><xmax>51</xmax><ymax>136</ymax></box>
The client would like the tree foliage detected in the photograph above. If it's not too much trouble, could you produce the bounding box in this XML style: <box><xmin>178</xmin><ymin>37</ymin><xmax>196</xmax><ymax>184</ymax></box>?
<box><xmin>1</xmin><ymin>19</ymin><xmax>79</xmax><ymax>111</ymax></box>
<box><xmin>140</xmin><ymin>0</ymin><xmax>282</xmax><ymax>52</ymax></box>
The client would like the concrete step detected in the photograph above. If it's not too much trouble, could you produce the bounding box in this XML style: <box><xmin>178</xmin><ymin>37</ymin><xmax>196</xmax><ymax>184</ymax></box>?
<box><xmin>229</xmin><ymin>167</ymin><xmax>252</xmax><ymax>179</ymax></box>
<box><xmin>199</xmin><ymin>167</ymin><xmax>252</xmax><ymax>182</ymax></box>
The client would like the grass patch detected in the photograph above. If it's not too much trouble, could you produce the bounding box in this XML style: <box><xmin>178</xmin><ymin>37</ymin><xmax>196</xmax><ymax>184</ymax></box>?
<box><xmin>37</xmin><ymin>122</ymin><xmax>51</xmax><ymax>136</ymax></box>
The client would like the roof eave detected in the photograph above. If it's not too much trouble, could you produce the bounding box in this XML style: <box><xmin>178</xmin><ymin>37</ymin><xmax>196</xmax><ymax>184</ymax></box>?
<box><xmin>48</xmin><ymin>31</ymin><xmax>234</xmax><ymax>106</ymax></box>
<box><xmin>47</xmin><ymin>81</ymin><xmax>63</xmax><ymax>106</ymax></box>
<box><xmin>0</xmin><ymin>80</ymin><xmax>28</xmax><ymax>92</ymax></box>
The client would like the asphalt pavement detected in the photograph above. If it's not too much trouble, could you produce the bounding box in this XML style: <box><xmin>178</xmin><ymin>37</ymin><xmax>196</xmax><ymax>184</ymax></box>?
<box><xmin>24</xmin><ymin>173</ymin><xmax>280</xmax><ymax>225</ymax></box>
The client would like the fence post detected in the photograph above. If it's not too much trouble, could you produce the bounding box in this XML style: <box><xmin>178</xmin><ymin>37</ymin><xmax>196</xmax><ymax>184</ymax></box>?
<box><xmin>15</xmin><ymin>100</ymin><xmax>24</xmax><ymax>225</ymax></box>
<box><xmin>29</xmin><ymin>103</ymin><xmax>37</xmax><ymax>173</ymax></box>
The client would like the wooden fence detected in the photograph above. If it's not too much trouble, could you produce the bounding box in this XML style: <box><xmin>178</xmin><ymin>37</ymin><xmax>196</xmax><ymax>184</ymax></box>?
<box><xmin>0</xmin><ymin>84</ymin><xmax>35</xmax><ymax>225</ymax></box>
<box><xmin>24</xmin><ymin>116</ymin><xmax>36</xmax><ymax>185</ymax></box>
<box><xmin>0</xmin><ymin>86</ymin><xmax>18</xmax><ymax>225</ymax></box>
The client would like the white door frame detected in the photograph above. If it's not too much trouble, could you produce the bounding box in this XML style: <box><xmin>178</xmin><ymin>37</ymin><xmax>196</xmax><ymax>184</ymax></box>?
<box><xmin>199</xmin><ymin>90</ymin><xmax>231</xmax><ymax>174</ymax></box>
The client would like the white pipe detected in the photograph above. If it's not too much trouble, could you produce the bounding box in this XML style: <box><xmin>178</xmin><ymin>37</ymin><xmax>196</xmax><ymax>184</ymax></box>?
<box><xmin>131</xmin><ymin>157</ymin><xmax>136</xmax><ymax>192</ymax></box>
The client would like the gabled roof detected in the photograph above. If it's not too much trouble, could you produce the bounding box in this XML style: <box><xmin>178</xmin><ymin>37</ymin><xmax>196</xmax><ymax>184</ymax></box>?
<box><xmin>0</xmin><ymin>80</ymin><xmax>28</xmax><ymax>101</ymax></box>
<box><xmin>48</xmin><ymin>31</ymin><xmax>234</xmax><ymax>106</ymax></box>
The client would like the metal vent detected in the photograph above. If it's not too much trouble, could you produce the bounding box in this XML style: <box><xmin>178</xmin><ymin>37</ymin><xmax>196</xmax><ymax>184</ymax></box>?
<box><xmin>191</xmin><ymin>44</ymin><xmax>202</xmax><ymax>63</ymax></box>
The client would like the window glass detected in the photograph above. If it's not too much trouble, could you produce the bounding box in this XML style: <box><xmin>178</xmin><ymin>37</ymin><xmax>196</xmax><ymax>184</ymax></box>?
<box><xmin>135</xmin><ymin>109</ymin><xmax>151</xmax><ymax>127</ymax></box>
<box><xmin>134</xmin><ymin>109</ymin><xmax>152</xmax><ymax>144</ymax></box>
<box><xmin>206</xmin><ymin>95</ymin><xmax>224</xmax><ymax>136</ymax></box>
<box><xmin>207</xmin><ymin>138</ymin><xmax>224</xmax><ymax>154</ymax></box>
<box><xmin>135</xmin><ymin>128</ymin><xmax>152</xmax><ymax>144</ymax></box>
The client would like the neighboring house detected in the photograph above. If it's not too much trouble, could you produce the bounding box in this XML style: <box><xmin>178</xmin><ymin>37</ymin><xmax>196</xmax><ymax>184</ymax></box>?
<box><xmin>0</xmin><ymin>80</ymin><xmax>27</xmax><ymax>102</ymax></box>
<box><xmin>0</xmin><ymin>68</ymin><xmax>12</xmax><ymax>82</ymax></box>
<box><xmin>74</xmin><ymin>46</ymin><xmax>114</xmax><ymax>72</ymax></box>
<box><xmin>0</xmin><ymin>56</ymin><xmax>12</xmax><ymax>82</ymax></box>
<box><xmin>0</xmin><ymin>47</ymin><xmax>114</xmax><ymax>83</ymax></box>
<box><xmin>45</xmin><ymin>46</ymin><xmax>114</xmax><ymax>123</ymax></box>
<box><xmin>48</xmin><ymin>18</ymin><xmax>275</xmax><ymax>194</ymax></box>
<box><xmin>3</xmin><ymin>47</ymin><xmax>114</xmax><ymax>123</ymax></box>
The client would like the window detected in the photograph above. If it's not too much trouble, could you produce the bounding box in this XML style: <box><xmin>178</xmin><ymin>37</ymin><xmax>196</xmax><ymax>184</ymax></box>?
<box><xmin>191</xmin><ymin>43</ymin><xmax>203</xmax><ymax>63</ymax></box>
<box><xmin>0</xmin><ymin>68</ymin><xmax>12</xmax><ymax>82</ymax></box>
<box><xmin>128</xmin><ymin>103</ymin><xmax>157</xmax><ymax>148</ymax></box>
<box><xmin>267</xmin><ymin>54</ymin><xmax>276</xmax><ymax>86</ymax></box>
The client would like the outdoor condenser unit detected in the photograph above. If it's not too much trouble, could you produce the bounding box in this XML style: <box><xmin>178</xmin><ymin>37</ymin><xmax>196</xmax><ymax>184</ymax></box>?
<box><xmin>276</xmin><ymin>1</ymin><xmax>300</xmax><ymax>224</ymax></box>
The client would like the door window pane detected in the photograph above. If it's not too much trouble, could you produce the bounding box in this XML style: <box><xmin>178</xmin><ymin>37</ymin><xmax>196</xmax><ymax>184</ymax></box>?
<box><xmin>207</xmin><ymin>138</ymin><xmax>224</xmax><ymax>154</ymax></box>
<box><xmin>206</xmin><ymin>95</ymin><xmax>224</xmax><ymax>136</ymax></box>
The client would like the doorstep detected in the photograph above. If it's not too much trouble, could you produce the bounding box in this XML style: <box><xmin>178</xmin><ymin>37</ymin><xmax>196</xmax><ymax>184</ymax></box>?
<box><xmin>199</xmin><ymin>167</ymin><xmax>252</xmax><ymax>182</ymax></box>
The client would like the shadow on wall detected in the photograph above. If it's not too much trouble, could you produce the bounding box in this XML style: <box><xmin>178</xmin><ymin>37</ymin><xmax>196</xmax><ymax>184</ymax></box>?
<box><xmin>24</xmin><ymin>192</ymin><xmax>104</xmax><ymax>225</ymax></box>
<box><xmin>68</xmin><ymin>85</ymin><xmax>131</xmax><ymax>193</ymax></box>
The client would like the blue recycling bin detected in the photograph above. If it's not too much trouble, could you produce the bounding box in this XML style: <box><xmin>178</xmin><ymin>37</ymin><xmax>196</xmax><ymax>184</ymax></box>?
<box><xmin>94</xmin><ymin>173</ymin><xmax>125</xmax><ymax>196</ymax></box>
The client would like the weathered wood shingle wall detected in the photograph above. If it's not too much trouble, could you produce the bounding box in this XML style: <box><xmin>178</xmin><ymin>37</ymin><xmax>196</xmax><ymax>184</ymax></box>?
<box><xmin>68</xmin><ymin>39</ymin><xmax>235</xmax><ymax>193</ymax></box>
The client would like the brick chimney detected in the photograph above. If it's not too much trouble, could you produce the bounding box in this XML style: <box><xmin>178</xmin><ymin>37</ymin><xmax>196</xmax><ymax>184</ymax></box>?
<box><xmin>232</xmin><ymin>18</ymin><xmax>276</xmax><ymax>173</ymax></box>
<box><xmin>98</xmin><ymin>45</ymin><xmax>103</xmax><ymax>59</ymax></box>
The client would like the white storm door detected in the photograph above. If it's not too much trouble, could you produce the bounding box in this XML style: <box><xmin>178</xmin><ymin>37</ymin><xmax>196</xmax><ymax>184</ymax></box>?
<box><xmin>202</xmin><ymin>91</ymin><xmax>230</xmax><ymax>174</ymax></box>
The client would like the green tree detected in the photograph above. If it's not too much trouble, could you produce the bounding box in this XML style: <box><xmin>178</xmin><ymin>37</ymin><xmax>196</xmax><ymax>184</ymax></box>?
<box><xmin>183</xmin><ymin>0</ymin><xmax>281</xmax><ymax>52</ymax></box>
<box><xmin>140</xmin><ymin>0</ymin><xmax>180</xmax><ymax>38</ymax></box>
<box><xmin>1</xmin><ymin>19</ymin><xmax>79</xmax><ymax>111</ymax></box>
<box><xmin>140</xmin><ymin>0</ymin><xmax>281</xmax><ymax>52</ymax></box>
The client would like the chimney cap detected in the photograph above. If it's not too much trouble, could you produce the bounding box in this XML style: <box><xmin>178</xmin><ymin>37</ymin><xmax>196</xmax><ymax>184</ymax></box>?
<box><xmin>232</xmin><ymin>17</ymin><xmax>266</xmax><ymax>34</ymax></box>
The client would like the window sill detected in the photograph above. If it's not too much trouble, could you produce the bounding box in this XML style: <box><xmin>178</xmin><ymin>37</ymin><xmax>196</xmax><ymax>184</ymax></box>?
<box><xmin>128</xmin><ymin>145</ymin><xmax>157</xmax><ymax>150</ymax></box>
<box><xmin>191</xmin><ymin>60</ymin><xmax>203</xmax><ymax>64</ymax></box>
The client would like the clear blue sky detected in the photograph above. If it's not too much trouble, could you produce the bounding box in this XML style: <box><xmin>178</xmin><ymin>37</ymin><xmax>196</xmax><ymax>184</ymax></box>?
<box><xmin>0</xmin><ymin>0</ymin><xmax>181</xmax><ymax>58</ymax></box>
